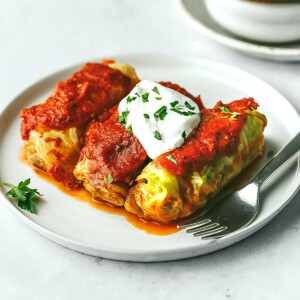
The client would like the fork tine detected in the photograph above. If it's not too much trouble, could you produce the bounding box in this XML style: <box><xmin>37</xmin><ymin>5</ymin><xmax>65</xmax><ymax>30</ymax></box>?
<box><xmin>187</xmin><ymin>223</ymin><xmax>219</xmax><ymax>233</ymax></box>
<box><xmin>178</xmin><ymin>219</ymin><xmax>211</xmax><ymax>229</ymax></box>
<box><xmin>194</xmin><ymin>226</ymin><xmax>228</xmax><ymax>237</ymax></box>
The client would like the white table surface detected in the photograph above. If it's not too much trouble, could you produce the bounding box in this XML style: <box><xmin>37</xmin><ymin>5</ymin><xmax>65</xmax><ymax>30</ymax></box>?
<box><xmin>1</xmin><ymin>0</ymin><xmax>300</xmax><ymax>299</ymax></box>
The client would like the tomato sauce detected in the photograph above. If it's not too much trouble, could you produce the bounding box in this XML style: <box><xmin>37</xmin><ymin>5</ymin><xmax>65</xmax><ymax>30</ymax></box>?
<box><xmin>79</xmin><ymin>109</ymin><xmax>147</xmax><ymax>186</ymax></box>
<box><xmin>153</xmin><ymin>98</ymin><xmax>259</xmax><ymax>178</ymax></box>
<box><xmin>20</xmin><ymin>62</ymin><xmax>133</xmax><ymax>140</ymax></box>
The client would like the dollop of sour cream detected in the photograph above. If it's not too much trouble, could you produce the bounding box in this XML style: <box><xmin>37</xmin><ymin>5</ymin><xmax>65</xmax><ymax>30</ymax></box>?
<box><xmin>118</xmin><ymin>80</ymin><xmax>201</xmax><ymax>159</ymax></box>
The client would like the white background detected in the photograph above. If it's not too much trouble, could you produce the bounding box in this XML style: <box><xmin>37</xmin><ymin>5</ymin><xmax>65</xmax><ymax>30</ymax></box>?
<box><xmin>1</xmin><ymin>0</ymin><xmax>300</xmax><ymax>299</ymax></box>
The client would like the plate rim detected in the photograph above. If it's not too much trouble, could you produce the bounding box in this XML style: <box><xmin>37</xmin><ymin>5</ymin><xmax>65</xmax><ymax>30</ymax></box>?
<box><xmin>0</xmin><ymin>53</ymin><xmax>300</xmax><ymax>262</ymax></box>
<box><xmin>177</xmin><ymin>0</ymin><xmax>300</xmax><ymax>59</ymax></box>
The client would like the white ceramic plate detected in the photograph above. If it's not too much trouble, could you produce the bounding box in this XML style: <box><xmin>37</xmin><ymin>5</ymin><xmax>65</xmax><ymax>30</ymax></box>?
<box><xmin>0</xmin><ymin>53</ymin><xmax>299</xmax><ymax>262</ymax></box>
<box><xmin>177</xmin><ymin>0</ymin><xmax>300</xmax><ymax>61</ymax></box>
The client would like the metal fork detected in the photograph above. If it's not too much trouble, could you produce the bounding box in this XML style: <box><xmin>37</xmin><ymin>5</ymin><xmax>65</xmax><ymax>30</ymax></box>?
<box><xmin>178</xmin><ymin>132</ymin><xmax>300</xmax><ymax>239</ymax></box>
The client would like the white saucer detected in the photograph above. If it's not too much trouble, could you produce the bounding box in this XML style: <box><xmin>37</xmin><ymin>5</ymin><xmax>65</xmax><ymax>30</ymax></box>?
<box><xmin>177</xmin><ymin>0</ymin><xmax>300</xmax><ymax>61</ymax></box>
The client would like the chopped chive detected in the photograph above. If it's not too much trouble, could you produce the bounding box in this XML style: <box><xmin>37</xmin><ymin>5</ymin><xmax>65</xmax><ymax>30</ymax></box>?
<box><xmin>142</xmin><ymin>93</ymin><xmax>150</xmax><ymax>103</ymax></box>
<box><xmin>166</xmin><ymin>155</ymin><xmax>177</xmax><ymax>165</ymax></box>
<box><xmin>170</xmin><ymin>100</ymin><xmax>179</xmax><ymax>107</ymax></box>
<box><xmin>209</xmin><ymin>115</ymin><xmax>215</xmax><ymax>118</ymax></box>
<box><xmin>182</xmin><ymin>131</ymin><xmax>186</xmax><ymax>143</ymax></box>
<box><xmin>155</xmin><ymin>97</ymin><xmax>162</xmax><ymax>100</ymax></box>
<box><xmin>185</xmin><ymin>101</ymin><xmax>195</xmax><ymax>110</ymax></box>
<box><xmin>144</xmin><ymin>114</ymin><xmax>150</xmax><ymax>119</ymax></box>
<box><xmin>221</xmin><ymin>116</ymin><xmax>228</xmax><ymax>119</ymax></box>
<box><xmin>201</xmin><ymin>115</ymin><xmax>207</xmax><ymax>119</ymax></box>
<box><xmin>152</xmin><ymin>86</ymin><xmax>160</xmax><ymax>95</ymax></box>
<box><xmin>129</xmin><ymin>180</ymin><xmax>134</xmax><ymax>186</ymax></box>
<box><xmin>154</xmin><ymin>130</ymin><xmax>162</xmax><ymax>140</ymax></box>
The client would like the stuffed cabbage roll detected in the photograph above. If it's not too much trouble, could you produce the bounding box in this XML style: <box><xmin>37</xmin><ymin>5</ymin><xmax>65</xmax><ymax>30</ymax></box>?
<box><xmin>125</xmin><ymin>98</ymin><xmax>267</xmax><ymax>223</ymax></box>
<box><xmin>20</xmin><ymin>60</ymin><xmax>139</xmax><ymax>187</ymax></box>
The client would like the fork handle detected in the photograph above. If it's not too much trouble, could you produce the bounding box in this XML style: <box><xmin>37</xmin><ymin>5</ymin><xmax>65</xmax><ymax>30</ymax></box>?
<box><xmin>253</xmin><ymin>132</ymin><xmax>300</xmax><ymax>187</ymax></box>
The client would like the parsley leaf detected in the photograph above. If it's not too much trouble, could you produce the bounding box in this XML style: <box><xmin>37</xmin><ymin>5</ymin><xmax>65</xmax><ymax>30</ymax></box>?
<box><xmin>118</xmin><ymin>108</ymin><xmax>130</xmax><ymax>127</ymax></box>
<box><xmin>144</xmin><ymin>114</ymin><xmax>150</xmax><ymax>119</ymax></box>
<box><xmin>152</xmin><ymin>86</ymin><xmax>160</xmax><ymax>95</ymax></box>
<box><xmin>166</xmin><ymin>155</ymin><xmax>177</xmax><ymax>164</ymax></box>
<box><xmin>218</xmin><ymin>106</ymin><xmax>241</xmax><ymax>120</ymax></box>
<box><xmin>218</xmin><ymin>106</ymin><xmax>231</xmax><ymax>114</ymax></box>
<box><xmin>104</xmin><ymin>174</ymin><xmax>114</xmax><ymax>184</ymax></box>
<box><xmin>3</xmin><ymin>178</ymin><xmax>42</xmax><ymax>214</ymax></box>
<box><xmin>170</xmin><ymin>100</ymin><xmax>179</xmax><ymax>107</ymax></box>
<box><xmin>127</xmin><ymin>124</ymin><xmax>133</xmax><ymax>135</ymax></box>
<box><xmin>142</xmin><ymin>93</ymin><xmax>149</xmax><ymax>103</ymax></box>
<box><xmin>155</xmin><ymin>97</ymin><xmax>162</xmax><ymax>101</ymax></box>
<box><xmin>126</xmin><ymin>96</ymin><xmax>136</xmax><ymax>104</ymax></box>
<box><xmin>154</xmin><ymin>130</ymin><xmax>162</xmax><ymax>140</ymax></box>
<box><xmin>154</xmin><ymin>106</ymin><xmax>167</xmax><ymax>120</ymax></box>
<box><xmin>185</xmin><ymin>101</ymin><xmax>195</xmax><ymax>110</ymax></box>
<box><xmin>170</xmin><ymin>108</ymin><xmax>183</xmax><ymax>115</ymax></box>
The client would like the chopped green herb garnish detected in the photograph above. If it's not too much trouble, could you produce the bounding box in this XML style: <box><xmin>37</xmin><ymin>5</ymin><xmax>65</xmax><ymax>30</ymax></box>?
<box><xmin>154</xmin><ymin>106</ymin><xmax>167</xmax><ymax>120</ymax></box>
<box><xmin>201</xmin><ymin>115</ymin><xmax>207</xmax><ymax>119</ymax></box>
<box><xmin>267</xmin><ymin>150</ymin><xmax>274</xmax><ymax>158</ymax></box>
<box><xmin>3</xmin><ymin>178</ymin><xmax>42</xmax><ymax>214</ymax></box>
<box><xmin>182</xmin><ymin>131</ymin><xmax>187</xmax><ymax>143</ymax></box>
<box><xmin>144</xmin><ymin>114</ymin><xmax>150</xmax><ymax>119</ymax></box>
<box><xmin>152</xmin><ymin>86</ymin><xmax>160</xmax><ymax>95</ymax></box>
<box><xmin>154</xmin><ymin>130</ymin><xmax>162</xmax><ymax>140</ymax></box>
<box><xmin>209</xmin><ymin>115</ymin><xmax>215</xmax><ymax>118</ymax></box>
<box><xmin>166</xmin><ymin>155</ymin><xmax>177</xmax><ymax>165</ymax></box>
<box><xmin>155</xmin><ymin>97</ymin><xmax>162</xmax><ymax>101</ymax></box>
<box><xmin>182</xmin><ymin>111</ymin><xmax>196</xmax><ymax>116</ymax></box>
<box><xmin>159</xmin><ymin>111</ymin><xmax>167</xmax><ymax>120</ymax></box>
<box><xmin>219</xmin><ymin>106</ymin><xmax>241</xmax><ymax>120</ymax></box>
<box><xmin>126</xmin><ymin>96</ymin><xmax>136</xmax><ymax>104</ymax></box>
<box><xmin>221</xmin><ymin>116</ymin><xmax>228</xmax><ymax>119</ymax></box>
<box><xmin>171</xmin><ymin>108</ymin><xmax>196</xmax><ymax>117</ymax></box>
<box><xmin>170</xmin><ymin>100</ymin><xmax>179</xmax><ymax>107</ymax></box>
<box><xmin>135</xmin><ymin>92</ymin><xmax>139</xmax><ymax>97</ymax></box>
<box><xmin>142</xmin><ymin>93</ymin><xmax>150</xmax><ymax>103</ymax></box>
<box><xmin>104</xmin><ymin>174</ymin><xmax>113</xmax><ymax>184</ymax></box>
<box><xmin>118</xmin><ymin>108</ymin><xmax>130</xmax><ymax>127</ymax></box>
<box><xmin>127</xmin><ymin>124</ymin><xmax>133</xmax><ymax>134</ymax></box>
<box><xmin>129</xmin><ymin>180</ymin><xmax>134</xmax><ymax>186</ymax></box>
<box><xmin>170</xmin><ymin>108</ymin><xmax>183</xmax><ymax>115</ymax></box>
<box><xmin>185</xmin><ymin>101</ymin><xmax>195</xmax><ymax>110</ymax></box>
<box><xmin>218</xmin><ymin>106</ymin><xmax>231</xmax><ymax>114</ymax></box>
